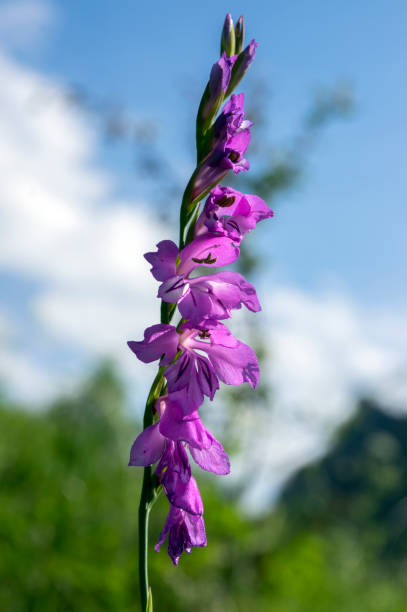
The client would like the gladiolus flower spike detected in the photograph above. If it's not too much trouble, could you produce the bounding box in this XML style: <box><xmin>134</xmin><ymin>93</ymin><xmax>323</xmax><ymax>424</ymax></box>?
<box><xmin>130</xmin><ymin>14</ymin><xmax>273</xmax><ymax>609</ymax></box>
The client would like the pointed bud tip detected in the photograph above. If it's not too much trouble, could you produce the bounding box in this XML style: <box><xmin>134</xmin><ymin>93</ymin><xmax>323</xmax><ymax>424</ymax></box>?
<box><xmin>235</xmin><ymin>15</ymin><xmax>245</xmax><ymax>54</ymax></box>
<box><xmin>221</xmin><ymin>13</ymin><xmax>235</xmax><ymax>57</ymax></box>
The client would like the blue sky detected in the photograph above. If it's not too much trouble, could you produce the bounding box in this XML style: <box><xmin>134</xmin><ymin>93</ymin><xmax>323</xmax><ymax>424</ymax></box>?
<box><xmin>0</xmin><ymin>0</ymin><xmax>406</xmax><ymax>506</ymax></box>
<box><xmin>15</xmin><ymin>0</ymin><xmax>405</xmax><ymax>306</ymax></box>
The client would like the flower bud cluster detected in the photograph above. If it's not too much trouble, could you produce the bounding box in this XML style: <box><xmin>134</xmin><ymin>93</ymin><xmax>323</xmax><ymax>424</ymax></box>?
<box><xmin>128</xmin><ymin>14</ymin><xmax>273</xmax><ymax>565</ymax></box>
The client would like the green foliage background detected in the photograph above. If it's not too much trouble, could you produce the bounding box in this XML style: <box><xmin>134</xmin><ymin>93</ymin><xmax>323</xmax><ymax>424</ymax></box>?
<box><xmin>1</xmin><ymin>364</ymin><xmax>406</xmax><ymax>611</ymax></box>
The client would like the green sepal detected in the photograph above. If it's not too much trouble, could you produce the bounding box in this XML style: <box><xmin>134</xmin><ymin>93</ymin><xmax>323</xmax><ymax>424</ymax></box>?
<box><xmin>196</xmin><ymin>86</ymin><xmax>223</xmax><ymax>155</ymax></box>
<box><xmin>184</xmin><ymin>203</ymin><xmax>202</xmax><ymax>246</ymax></box>
<box><xmin>160</xmin><ymin>301</ymin><xmax>176</xmax><ymax>325</ymax></box>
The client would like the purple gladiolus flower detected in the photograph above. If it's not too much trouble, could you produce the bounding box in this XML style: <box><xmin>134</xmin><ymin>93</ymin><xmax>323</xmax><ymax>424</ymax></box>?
<box><xmin>130</xmin><ymin>15</ymin><xmax>273</xmax><ymax>574</ymax></box>
<box><xmin>191</xmin><ymin>93</ymin><xmax>252</xmax><ymax>200</ymax></box>
<box><xmin>129</xmin><ymin>393</ymin><xmax>230</xmax><ymax>475</ymax></box>
<box><xmin>145</xmin><ymin>237</ymin><xmax>260</xmax><ymax>325</ymax></box>
<box><xmin>145</xmin><ymin>235</ymin><xmax>240</xmax><ymax>281</ymax></box>
<box><xmin>164</xmin><ymin>321</ymin><xmax>260</xmax><ymax>411</ymax></box>
<box><xmin>155</xmin><ymin>502</ymin><xmax>207</xmax><ymax>566</ymax></box>
<box><xmin>159</xmin><ymin>395</ymin><xmax>230</xmax><ymax>476</ymax></box>
<box><xmin>159</xmin><ymin>270</ymin><xmax>261</xmax><ymax>325</ymax></box>
<box><xmin>128</xmin><ymin>320</ymin><xmax>259</xmax><ymax>414</ymax></box>
<box><xmin>195</xmin><ymin>185</ymin><xmax>273</xmax><ymax>243</ymax></box>
<box><xmin>213</xmin><ymin>93</ymin><xmax>252</xmax><ymax>147</ymax></box>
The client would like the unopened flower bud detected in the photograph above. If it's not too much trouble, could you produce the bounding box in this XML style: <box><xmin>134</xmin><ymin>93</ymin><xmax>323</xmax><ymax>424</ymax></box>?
<box><xmin>226</xmin><ymin>39</ymin><xmax>258</xmax><ymax>96</ymax></box>
<box><xmin>198</xmin><ymin>53</ymin><xmax>236</xmax><ymax>130</ymax></box>
<box><xmin>235</xmin><ymin>16</ymin><xmax>245</xmax><ymax>54</ymax></box>
<box><xmin>220</xmin><ymin>13</ymin><xmax>235</xmax><ymax>57</ymax></box>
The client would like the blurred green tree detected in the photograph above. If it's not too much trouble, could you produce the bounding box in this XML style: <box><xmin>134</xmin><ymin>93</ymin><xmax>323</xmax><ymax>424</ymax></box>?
<box><xmin>1</xmin><ymin>369</ymin><xmax>406</xmax><ymax>611</ymax></box>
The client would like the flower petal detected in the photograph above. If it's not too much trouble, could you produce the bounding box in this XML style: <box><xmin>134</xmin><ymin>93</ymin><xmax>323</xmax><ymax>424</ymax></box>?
<box><xmin>208</xmin><ymin>338</ymin><xmax>260</xmax><ymax>388</ymax></box>
<box><xmin>155</xmin><ymin>504</ymin><xmax>206</xmax><ymax>566</ymax></box>
<box><xmin>128</xmin><ymin>424</ymin><xmax>165</xmax><ymax>466</ymax></box>
<box><xmin>190</xmin><ymin>435</ymin><xmax>230</xmax><ymax>475</ymax></box>
<box><xmin>178</xmin><ymin>235</ymin><xmax>240</xmax><ymax>276</ymax></box>
<box><xmin>196</xmin><ymin>355</ymin><xmax>219</xmax><ymax>400</ymax></box>
<box><xmin>181</xmin><ymin>271</ymin><xmax>260</xmax><ymax>324</ymax></box>
<box><xmin>158</xmin><ymin>393</ymin><xmax>212</xmax><ymax>450</ymax></box>
<box><xmin>164</xmin><ymin>352</ymin><xmax>204</xmax><ymax>413</ymax></box>
<box><xmin>158</xmin><ymin>275</ymin><xmax>188</xmax><ymax>303</ymax></box>
<box><xmin>127</xmin><ymin>324</ymin><xmax>179</xmax><ymax>366</ymax></box>
<box><xmin>144</xmin><ymin>240</ymin><xmax>178</xmax><ymax>282</ymax></box>
<box><xmin>169</xmin><ymin>474</ymin><xmax>204</xmax><ymax>516</ymax></box>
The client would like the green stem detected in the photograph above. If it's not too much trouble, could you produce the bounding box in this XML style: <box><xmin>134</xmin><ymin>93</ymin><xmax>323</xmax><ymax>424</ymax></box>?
<box><xmin>138</xmin><ymin>366</ymin><xmax>165</xmax><ymax>610</ymax></box>
<box><xmin>138</xmin><ymin>283</ymin><xmax>178</xmax><ymax>611</ymax></box>
<box><xmin>138</xmin><ymin>466</ymin><xmax>152</xmax><ymax>609</ymax></box>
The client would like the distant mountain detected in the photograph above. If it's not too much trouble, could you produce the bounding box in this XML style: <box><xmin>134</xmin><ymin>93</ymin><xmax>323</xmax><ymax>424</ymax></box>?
<box><xmin>278</xmin><ymin>399</ymin><xmax>407</xmax><ymax>558</ymax></box>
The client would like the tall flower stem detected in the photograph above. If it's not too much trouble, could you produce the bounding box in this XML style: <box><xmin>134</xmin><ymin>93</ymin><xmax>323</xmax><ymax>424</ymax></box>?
<box><xmin>138</xmin><ymin>467</ymin><xmax>153</xmax><ymax>610</ymax></box>
<box><xmin>138</xmin><ymin>366</ymin><xmax>165</xmax><ymax>610</ymax></box>
<box><xmin>137</xmin><ymin>182</ymin><xmax>196</xmax><ymax>608</ymax></box>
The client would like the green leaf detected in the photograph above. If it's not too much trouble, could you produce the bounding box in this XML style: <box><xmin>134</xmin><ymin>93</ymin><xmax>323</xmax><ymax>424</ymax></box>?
<box><xmin>146</xmin><ymin>587</ymin><xmax>153</xmax><ymax>612</ymax></box>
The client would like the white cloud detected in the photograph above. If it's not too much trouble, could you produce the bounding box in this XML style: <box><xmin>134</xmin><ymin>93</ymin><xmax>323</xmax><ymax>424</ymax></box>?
<box><xmin>0</xmin><ymin>309</ymin><xmax>65</xmax><ymax>403</ymax></box>
<box><xmin>0</xmin><ymin>50</ymin><xmax>166</xmax><ymax>403</ymax></box>
<box><xmin>228</xmin><ymin>286</ymin><xmax>407</xmax><ymax>512</ymax></box>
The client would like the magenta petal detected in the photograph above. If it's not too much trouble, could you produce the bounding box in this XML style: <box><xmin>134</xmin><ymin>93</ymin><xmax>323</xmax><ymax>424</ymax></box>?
<box><xmin>155</xmin><ymin>504</ymin><xmax>178</xmax><ymax>552</ymax></box>
<box><xmin>144</xmin><ymin>240</ymin><xmax>178</xmax><ymax>282</ymax></box>
<box><xmin>157</xmin><ymin>441</ymin><xmax>191</xmax><ymax>487</ymax></box>
<box><xmin>127</xmin><ymin>323</ymin><xmax>179</xmax><ymax>366</ymax></box>
<box><xmin>159</xmin><ymin>394</ymin><xmax>212</xmax><ymax>450</ymax></box>
<box><xmin>215</xmin><ymin>271</ymin><xmax>261</xmax><ymax>312</ymax></box>
<box><xmin>158</xmin><ymin>275</ymin><xmax>188</xmax><ymax>303</ymax></box>
<box><xmin>170</xmin><ymin>475</ymin><xmax>204</xmax><ymax>516</ymax></box>
<box><xmin>164</xmin><ymin>352</ymin><xmax>204</xmax><ymax>413</ymax></box>
<box><xmin>206</xmin><ymin>185</ymin><xmax>248</xmax><ymax>217</ymax></box>
<box><xmin>155</xmin><ymin>505</ymin><xmax>206</xmax><ymax>566</ymax></box>
<box><xmin>178</xmin><ymin>288</ymin><xmax>217</xmax><ymax>323</ymax></box>
<box><xmin>232</xmin><ymin>155</ymin><xmax>250</xmax><ymax>174</ymax></box>
<box><xmin>186</xmin><ymin>271</ymin><xmax>261</xmax><ymax>322</ymax></box>
<box><xmin>196</xmin><ymin>355</ymin><xmax>219</xmax><ymax>400</ymax></box>
<box><xmin>245</xmin><ymin>193</ymin><xmax>274</xmax><ymax>222</ymax></box>
<box><xmin>205</xmin><ymin>323</ymin><xmax>239</xmax><ymax>348</ymax></box>
<box><xmin>178</xmin><ymin>235</ymin><xmax>240</xmax><ymax>276</ymax></box>
<box><xmin>208</xmin><ymin>338</ymin><xmax>260</xmax><ymax>388</ymax></box>
<box><xmin>129</xmin><ymin>424</ymin><xmax>165</xmax><ymax>466</ymax></box>
<box><xmin>190</xmin><ymin>435</ymin><xmax>230</xmax><ymax>475</ymax></box>
<box><xmin>183</xmin><ymin>512</ymin><xmax>207</xmax><ymax>548</ymax></box>
<box><xmin>158</xmin><ymin>443</ymin><xmax>197</xmax><ymax>515</ymax></box>
<box><xmin>198</xmin><ymin>186</ymin><xmax>273</xmax><ymax>243</ymax></box>
<box><xmin>188</xmin><ymin>322</ymin><xmax>260</xmax><ymax>388</ymax></box>
<box><xmin>227</xmin><ymin>129</ymin><xmax>251</xmax><ymax>156</ymax></box>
